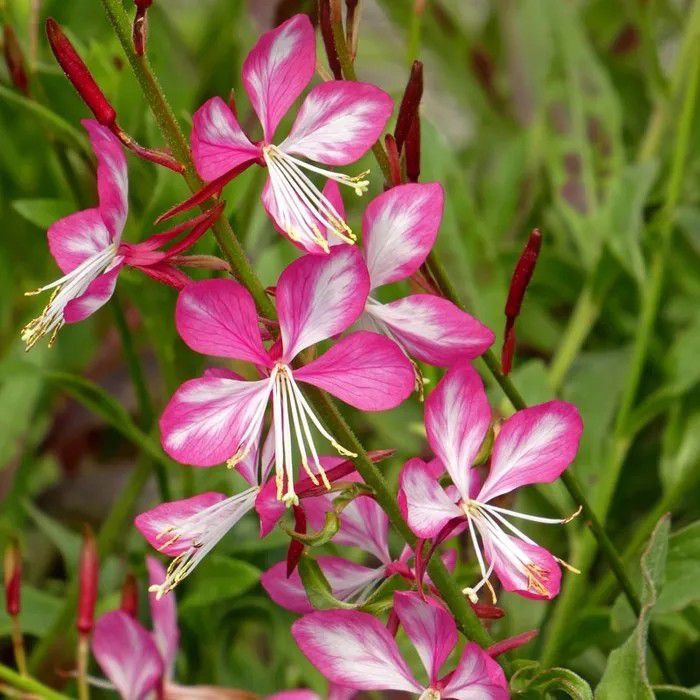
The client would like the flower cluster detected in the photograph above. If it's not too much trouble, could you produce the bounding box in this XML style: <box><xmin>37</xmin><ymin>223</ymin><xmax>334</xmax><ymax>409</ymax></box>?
<box><xmin>22</xmin><ymin>10</ymin><xmax>585</xmax><ymax>700</ymax></box>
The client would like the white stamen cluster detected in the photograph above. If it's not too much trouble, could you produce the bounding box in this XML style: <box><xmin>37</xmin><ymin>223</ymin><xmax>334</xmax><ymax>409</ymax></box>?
<box><xmin>22</xmin><ymin>244</ymin><xmax>117</xmax><ymax>350</ymax></box>
<box><xmin>149</xmin><ymin>487</ymin><xmax>259</xmax><ymax>599</ymax></box>
<box><xmin>263</xmin><ymin>144</ymin><xmax>368</xmax><ymax>252</ymax></box>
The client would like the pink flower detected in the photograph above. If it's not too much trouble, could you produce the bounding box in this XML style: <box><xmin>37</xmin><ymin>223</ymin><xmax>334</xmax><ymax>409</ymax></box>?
<box><xmin>159</xmin><ymin>246</ymin><xmax>414</xmax><ymax>506</ymax></box>
<box><xmin>293</xmin><ymin>591</ymin><xmax>509</xmax><ymax>699</ymax></box>
<box><xmin>188</xmin><ymin>14</ymin><xmax>393</xmax><ymax>254</ymax></box>
<box><xmin>399</xmin><ymin>363</ymin><xmax>583</xmax><ymax>602</ymax></box>
<box><xmin>22</xmin><ymin>119</ymin><xmax>221</xmax><ymax>350</ymax></box>
<box><xmin>325</xmin><ymin>180</ymin><xmax>495</xmax><ymax>368</ymax></box>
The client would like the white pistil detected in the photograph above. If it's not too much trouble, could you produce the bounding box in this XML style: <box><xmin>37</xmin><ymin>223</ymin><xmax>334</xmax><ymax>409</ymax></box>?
<box><xmin>263</xmin><ymin>144</ymin><xmax>368</xmax><ymax>249</ymax></box>
<box><xmin>149</xmin><ymin>487</ymin><xmax>259</xmax><ymax>598</ymax></box>
<box><xmin>21</xmin><ymin>244</ymin><xmax>117</xmax><ymax>350</ymax></box>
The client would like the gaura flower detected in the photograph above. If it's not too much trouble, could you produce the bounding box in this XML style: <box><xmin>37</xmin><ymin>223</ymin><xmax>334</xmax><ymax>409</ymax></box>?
<box><xmin>399</xmin><ymin>363</ymin><xmax>583</xmax><ymax>603</ymax></box>
<box><xmin>159</xmin><ymin>245</ymin><xmax>414</xmax><ymax>506</ymax></box>
<box><xmin>22</xmin><ymin>119</ymin><xmax>222</xmax><ymax>350</ymax></box>
<box><xmin>324</xmin><ymin>180</ymin><xmax>494</xmax><ymax>368</ymax></box>
<box><xmin>188</xmin><ymin>14</ymin><xmax>393</xmax><ymax>254</ymax></box>
<box><xmin>293</xmin><ymin>591</ymin><xmax>509</xmax><ymax>699</ymax></box>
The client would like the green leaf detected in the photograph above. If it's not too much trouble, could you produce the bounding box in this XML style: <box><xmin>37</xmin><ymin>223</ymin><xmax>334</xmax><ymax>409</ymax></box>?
<box><xmin>12</xmin><ymin>198</ymin><xmax>75</xmax><ymax>229</ymax></box>
<box><xmin>297</xmin><ymin>554</ymin><xmax>354</xmax><ymax>611</ymax></box>
<box><xmin>595</xmin><ymin>516</ymin><xmax>670</xmax><ymax>700</ymax></box>
<box><xmin>665</xmin><ymin>315</ymin><xmax>700</xmax><ymax>394</ymax></box>
<box><xmin>511</xmin><ymin>662</ymin><xmax>593</xmax><ymax>699</ymax></box>
<box><xmin>180</xmin><ymin>556</ymin><xmax>260</xmax><ymax>610</ymax></box>
<box><xmin>655</xmin><ymin>520</ymin><xmax>700</xmax><ymax>614</ymax></box>
<box><xmin>653</xmin><ymin>687</ymin><xmax>700</xmax><ymax>699</ymax></box>
<box><xmin>0</xmin><ymin>585</ymin><xmax>62</xmax><ymax>637</ymax></box>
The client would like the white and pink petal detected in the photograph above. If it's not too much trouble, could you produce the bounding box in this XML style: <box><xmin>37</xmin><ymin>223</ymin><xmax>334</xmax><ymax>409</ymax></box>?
<box><xmin>146</xmin><ymin>557</ymin><xmax>179</xmax><ymax>675</ymax></box>
<box><xmin>441</xmin><ymin>642</ymin><xmax>509</xmax><ymax>700</ymax></box>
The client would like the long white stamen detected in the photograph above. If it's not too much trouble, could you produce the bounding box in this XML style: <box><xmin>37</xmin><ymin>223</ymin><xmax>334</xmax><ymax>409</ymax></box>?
<box><xmin>281</xmin><ymin>149</ymin><xmax>370</xmax><ymax>196</ymax></box>
<box><xmin>272</xmin><ymin>369</ymin><xmax>285</xmax><ymax>500</ymax></box>
<box><xmin>463</xmin><ymin>514</ymin><xmax>496</xmax><ymax>604</ymax></box>
<box><xmin>279</xmin><ymin>371</ymin><xmax>295</xmax><ymax>506</ymax></box>
<box><xmin>481</xmin><ymin>501</ymin><xmax>582</xmax><ymax>525</ymax></box>
<box><xmin>22</xmin><ymin>245</ymin><xmax>118</xmax><ymax>349</ymax></box>
<box><xmin>284</xmin><ymin>374</ymin><xmax>319</xmax><ymax>487</ymax></box>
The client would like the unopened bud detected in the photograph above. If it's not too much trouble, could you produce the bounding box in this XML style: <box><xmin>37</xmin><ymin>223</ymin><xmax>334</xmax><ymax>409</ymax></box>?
<box><xmin>501</xmin><ymin>229</ymin><xmax>542</xmax><ymax>375</ymax></box>
<box><xmin>394</xmin><ymin>60</ymin><xmax>423</xmax><ymax>152</ymax></box>
<box><xmin>133</xmin><ymin>0</ymin><xmax>153</xmax><ymax>57</ymax></box>
<box><xmin>77</xmin><ymin>525</ymin><xmax>99</xmax><ymax>636</ymax></box>
<box><xmin>318</xmin><ymin>0</ymin><xmax>343</xmax><ymax>79</ymax></box>
<box><xmin>4</xmin><ymin>538</ymin><xmax>21</xmax><ymax>617</ymax></box>
<box><xmin>120</xmin><ymin>572</ymin><xmax>139</xmax><ymax>618</ymax></box>
<box><xmin>487</xmin><ymin>629</ymin><xmax>538</xmax><ymax>657</ymax></box>
<box><xmin>3</xmin><ymin>25</ymin><xmax>30</xmax><ymax>96</ymax></box>
<box><xmin>384</xmin><ymin>134</ymin><xmax>401</xmax><ymax>188</ymax></box>
<box><xmin>405</xmin><ymin>113</ymin><xmax>421</xmax><ymax>183</ymax></box>
<box><xmin>45</xmin><ymin>18</ymin><xmax>117</xmax><ymax>128</ymax></box>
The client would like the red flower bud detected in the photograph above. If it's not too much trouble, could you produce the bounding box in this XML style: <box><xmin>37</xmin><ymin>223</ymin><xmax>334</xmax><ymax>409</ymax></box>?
<box><xmin>77</xmin><ymin>525</ymin><xmax>99</xmax><ymax>636</ymax></box>
<box><xmin>501</xmin><ymin>228</ymin><xmax>542</xmax><ymax>375</ymax></box>
<box><xmin>487</xmin><ymin>629</ymin><xmax>539</xmax><ymax>657</ymax></box>
<box><xmin>405</xmin><ymin>113</ymin><xmax>421</xmax><ymax>183</ymax></box>
<box><xmin>318</xmin><ymin>0</ymin><xmax>343</xmax><ymax>79</ymax></box>
<box><xmin>394</xmin><ymin>60</ymin><xmax>423</xmax><ymax>152</ymax></box>
<box><xmin>120</xmin><ymin>572</ymin><xmax>139</xmax><ymax>618</ymax></box>
<box><xmin>45</xmin><ymin>18</ymin><xmax>117</xmax><ymax>128</ymax></box>
<box><xmin>384</xmin><ymin>134</ymin><xmax>402</xmax><ymax>188</ymax></box>
<box><xmin>3</xmin><ymin>25</ymin><xmax>30</xmax><ymax>96</ymax></box>
<box><xmin>4</xmin><ymin>538</ymin><xmax>21</xmax><ymax>617</ymax></box>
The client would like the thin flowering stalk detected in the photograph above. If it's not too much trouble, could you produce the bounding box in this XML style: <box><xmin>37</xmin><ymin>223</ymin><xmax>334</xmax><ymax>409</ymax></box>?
<box><xmin>98</xmin><ymin>0</ymin><xmax>494</xmax><ymax>648</ymax></box>
<box><xmin>3</xmin><ymin>540</ymin><xmax>26</xmax><ymax>676</ymax></box>
<box><xmin>501</xmin><ymin>228</ymin><xmax>542</xmax><ymax>375</ymax></box>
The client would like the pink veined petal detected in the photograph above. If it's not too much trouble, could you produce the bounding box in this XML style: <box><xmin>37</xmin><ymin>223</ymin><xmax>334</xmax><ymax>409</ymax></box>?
<box><xmin>92</xmin><ymin>611</ymin><xmax>164</xmax><ymax>700</ymax></box>
<box><xmin>263</xmin><ymin>557</ymin><xmax>384</xmax><ymax>614</ymax></box>
<box><xmin>399</xmin><ymin>459</ymin><xmax>462</xmax><ymax>540</ymax></box>
<box><xmin>362</xmin><ymin>182</ymin><xmax>444</xmax><ymax>289</ymax></box>
<box><xmin>276</xmin><ymin>246</ymin><xmax>369</xmax><ymax>361</ymax></box>
<box><xmin>242</xmin><ymin>14</ymin><xmax>315</xmax><ymax>142</ymax></box>
<box><xmin>478</xmin><ymin>401</ymin><xmax>584</xmax><ymax>503</ymax></box>
<box><xmin>327</xmin><ymin>685</ymin><xmax>357</xmax><ymax>700</ymax></box>
<box><xmin>175</xmin><ymin>279</ymin><xmax>271</xmax><ymax>366</ymax></box>
<box><xmin>441</xmin><ymin>642</ymin><xmax>509</xmax><ymax>700</ymax></box>
<box><xmin>368</xmin><ymin>294</ymin><xmax>495</xmax><ymax>367</ymax></box>
<box><xmin>482</xmin><ymin>531</ymin><xmax>562</xmax><ymax>601</ymax></box>
<box><xmin>135</xmin><ymin>493</ymin><xmax>227</xmax><ymax>557</ymax></box>
<box><xmin>393</xmin><ymin>592</ymin><xmax>457</xmax><ymax>686</ymax></box>
<box><xmin>321</xmin><ymin>181</ymin><xmax>346</xmax><ymax>247</ymax></box>
<box><xmin>336</xmin><ymin>495</ymin><xmax>391</xmax><ymax>564</ymax></box>
<box><xmin>280</xmin><ymin>82</ymin><xmax>393</xmax><ymax>166</ymax></box>
<box><xmin>82</xmin><ymin>119</ymin><xmax>128</xmax><ymax>239</ymax></box>
<box><xmin>294</xmin><ymin>331</ymin><xmax>414</xmax><ymax>411</ymax></box>
<box><xmin>425</xmin><ymin>364</ymin><xmax>491</xmax><ymax>503</ymax></box>
<box><xmin>146</xmin><ymin>557</ymin><xmax>179</xmax><ymax>675</ymax></box>
<box><xmin>267</xmin><ymin>692</ymin><xmax>322</xmax><ymax>700</ymax></box>
<box><xmin>236</xmin><ymin>426</ymin><xmax>274</xmax><ymax>487</ymax></box>
<box><xmin>292</xmin><ymin>610</ymin><xmax>423</xmax><ymax>693</ymax></box>
<box><xmin>47</xmin><ymin>208</ymin><xmax>113</xmax><ymax>274</ymax></box>
<box><xmin>63</xmin><ymin>262</ymin><xmax>122</xmax><ymax>324</ymax></box>
<box><xmin>191</xmin><ymin>97</ymin><xmax>260</xmax><ymax>181</ymax></box>
<box><xmin>255</xmin><ymin>478</ymin><xmax>286</xmax><ymax>538</ymax></box>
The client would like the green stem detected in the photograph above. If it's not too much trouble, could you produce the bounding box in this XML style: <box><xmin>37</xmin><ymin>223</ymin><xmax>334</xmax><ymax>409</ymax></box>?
<box><xmin>0</xmin><ymin>662</ymin><xmax>72</xmax><ymax>700</ymax></box>
<box><xmin>98</xmin><ymin>0</ymin><xmax>490</xmax><ymax>645</ymax></box>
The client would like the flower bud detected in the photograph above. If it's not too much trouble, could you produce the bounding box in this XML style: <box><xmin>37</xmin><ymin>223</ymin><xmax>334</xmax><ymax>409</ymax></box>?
<box><xmin>3</xmin><ymin>25</ymin><xmax>30</xmax><ymax>96</ymax></box>
<box><xmin>77</xmin><ymin>525</ymin><xmax>99</xmax><ymax>636</ymax></box>
<box><xmin>120</xmin><ymin>572</ymin><xmax>139</xmax><ymax>618</ymax></box>
<box><xmin>502</xmin><ymin>228</ymin><xmax>542</xmax><ymax>375</ymax></box>
<box><xmin>384</xmin><ymin>134</ymin><xmax>401</xmax><ymax>188</ymax></box>
<box><xmin>4</xmin><ymin>538</ymin><xmax>21</xmax><ymax>617</ymax></box>
<box><xmin>318</xmin><ymin>0</ymin><xmax>343</xmax><ymax>79</ymax></box>
<box><xmin>45</xmin><ymin>18</ymin><xmax>117</xmax><ymax>128</ymax></box>
<box><xmin>394</xmin><ymin>60</ymin><xmax>423</xmax><ymax>152</ymax></box>
<box><xmin>405</xmin><ymin>114</ymin><xmax>421</xmax><ymax>183</ymax></box>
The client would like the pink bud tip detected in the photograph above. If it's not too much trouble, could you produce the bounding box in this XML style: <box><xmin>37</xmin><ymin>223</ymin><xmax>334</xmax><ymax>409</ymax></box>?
<box><xmin>45</xmin><ymin>18</ymin><xmax>117</xmax><ymax>128</ymax></box>
<box><xmin>120</xmin><ymin>572</ymin><xmax>139</xmax><ymax>618</ymax></box>
<box><xmin>3</xmin><ymin>25</ymin><xmax>30</xmax><ymax>96</ymax></box>
<box><xmin>77</xmin><ymin>525</ymin><xmax>99</xmax><ymax>636</ymax></box>
<box><xmin>4</xmin><ymin>539</ymin><xmax>21</xmax><ymax>617</ymax></box>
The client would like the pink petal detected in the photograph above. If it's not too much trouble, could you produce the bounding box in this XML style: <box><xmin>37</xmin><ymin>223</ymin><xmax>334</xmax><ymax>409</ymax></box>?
<box><xmin>368</xmin><ymin>294</ymin><xmax>494</xmax><ymax>366</ymax></box>
<box><xmin>362</xmin><ymin>183</ymin><xmax>444</xmax><ymax>288</ymax></box>
<box><xmin>92</xmin><ymin>611</ymin><xmax>164</xmax><ymax>700</ymax></box>
<box><xmin>281</xmin><ymin>82</ymin><xmax>393</xmax><ymax>165</ymax></box>
<box><xmin>276</xmin><ymin>246</ymin><xmax>369</xmax><ymax>361</ymax></box>
<box><xmin>399</xmin><ymin>459</ymin><xmax>462</xmax><ymax>539</ymax></box>
<box><xmin>425</xmin><ymin>364</ymin><xmax>491</xmax><ymax>502</ymax></box>
<box><xmin>160</xmin><ymin>375</ymin><xmax>272</xmax><ymax>466</ymax></box>
<box><xmin>478</xmin><ymin>401</ymin><xmax>583</xmax><ymax>502</ymax></box>
<box><xmin>441</xmin><ymin>642</ymin><xmax>509</xmax><ymax>699</ymax></box>
<box><xmin>191</xmin><ymin>97</ymin><xmax>260</xmax><ymax>181</ymax></box>
<box><xmin>394</xmin><ymin>592</ymin><xmax>457</xmax><ymax>686</ymax></box>
<box><xmin>263</xmin><ymin>557</ymin><xmax>383</xmax><ymax>614</ymax></box>
<box><xmin>82</xmin><ymin>119</ymin><xmax>128</xmax><ymax>239</ymax></box>
<box><xmin>175</xmin><ymin>279</ymin><xmax>270</xmax><ymax>366</ymax></box>
<box><xmin>482</xmin><ymin>532</ymin><xmax>562</xmax><ymax>600</ymax></box>
<box><xmin>268</xmin><ymin>692</ymin><xmax>321</xmax><ymax>700</ymax></box>
<box><xmin>47</xmin><ymin>208</ymin><xmax>113</xmax><ymax>274</ymax></box>
<box><xmin>242</xmin><ymin>14</ymin><xmax>315</xmax><ymax>142</ymax></box>
<box><xmin>146</xmin><ymin>557</ymin><xmax>179</xmax><ymax>674</ymax></box>
<box><xmin>294</xmin><ymin>331</ymin><xmax>414</xmax><ymax>411</ymax></box>
<box><xmin>255</xmin><ymin>478</ymin><xmax>286</xmax><ymax>538</ymax></box>
<box><xmin>336</xmin><ymin>495</ymin><xmax>390</xmax><ymax>564</ymax></box>
<box><xmin>63</xmin><ymin>263</ymin><xmax>122</xmax><ymax>324</ymax></box>
<box><xmin>292</xmin><ymin>610</ymin><xmax>422</xmax><ymax>693</ymax></box>
<box><xmin>135</xmin><ymin>493</ymin><xmax>227</xmax><ymax>556</ymax></box>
